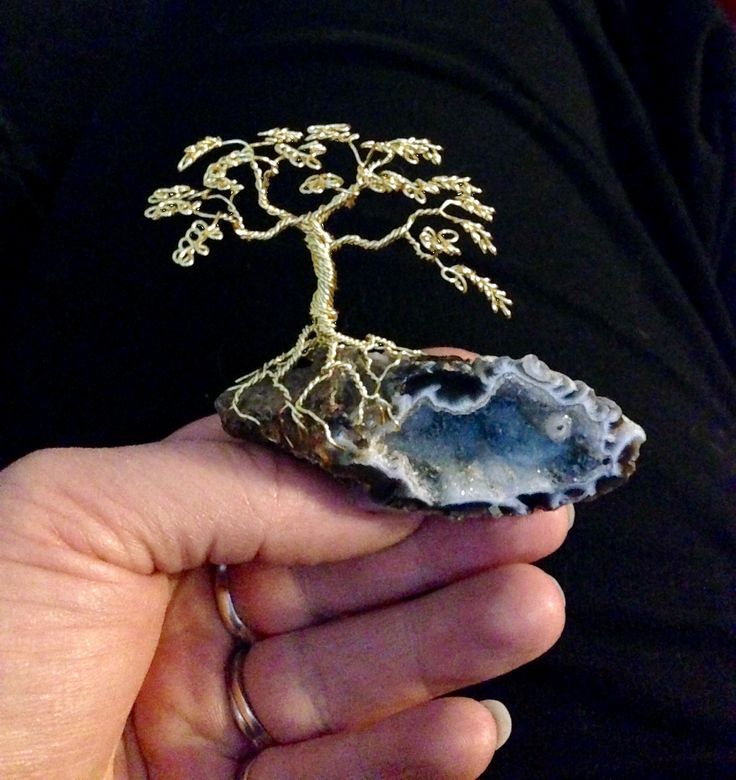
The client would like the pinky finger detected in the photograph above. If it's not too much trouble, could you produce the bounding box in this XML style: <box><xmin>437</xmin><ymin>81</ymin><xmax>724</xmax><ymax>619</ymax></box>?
<box><xmin>243</xmin><ymin>697</ymin><xmax>503</xmax><ymax>780</ymax></box>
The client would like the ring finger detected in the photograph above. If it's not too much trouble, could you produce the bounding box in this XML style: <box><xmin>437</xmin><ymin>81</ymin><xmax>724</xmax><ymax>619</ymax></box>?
<box><xmin>246</xmin><ymin>697</ymin><xmax>500</xmax><ymax>780</ymax></box>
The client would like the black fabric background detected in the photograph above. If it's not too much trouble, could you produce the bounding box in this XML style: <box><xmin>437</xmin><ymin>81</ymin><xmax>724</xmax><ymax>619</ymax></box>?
<box><xmin>1</xmin><ymin>1</ymin><xmax>735</xmax><ymax>777</ymax></box>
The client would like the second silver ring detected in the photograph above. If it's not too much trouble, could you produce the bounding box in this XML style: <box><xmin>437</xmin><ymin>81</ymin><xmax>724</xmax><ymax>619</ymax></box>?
<box><xmin>227</xmin><ymin>645</ymin><xmax>275</xmax><ymax>753</ymax></box>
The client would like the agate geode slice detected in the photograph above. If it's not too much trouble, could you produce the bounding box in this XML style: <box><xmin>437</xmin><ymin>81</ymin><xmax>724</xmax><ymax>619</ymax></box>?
<box><xmin>216</xmin><ymin>350</ymin><xmax>645</xmax><ymax>516</ymax></box>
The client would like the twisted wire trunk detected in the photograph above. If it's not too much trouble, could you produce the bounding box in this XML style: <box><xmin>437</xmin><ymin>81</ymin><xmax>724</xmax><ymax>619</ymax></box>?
<box><xmin>303</xmin><ymin>218</ymin><xmax>338</xmax><ymax>339</ymax></box>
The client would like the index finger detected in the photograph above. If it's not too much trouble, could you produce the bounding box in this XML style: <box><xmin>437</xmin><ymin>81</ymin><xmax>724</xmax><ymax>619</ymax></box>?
<box><xmin>226</xmin><ymin>505</ymin><xmax>571</xmax><ymax>635</ymax></box>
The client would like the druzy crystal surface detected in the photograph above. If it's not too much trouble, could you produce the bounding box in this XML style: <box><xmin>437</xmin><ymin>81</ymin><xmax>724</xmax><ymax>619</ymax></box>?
<box><xmin>217</xmin><ymin>350</ymin><xmax>645</xmax><ymax>516</ymax></box>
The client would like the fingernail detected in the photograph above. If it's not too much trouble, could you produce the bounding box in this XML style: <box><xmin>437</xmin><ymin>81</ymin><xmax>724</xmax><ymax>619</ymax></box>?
<box><xmin>479</xmin><ymin>699</ymin><xmax>512</xmax><ymax>749</ymax></box>
<box><xmin>566</xmin><ymin>504</ymin><xmax>575</xmax><ymax>530</ymax></box>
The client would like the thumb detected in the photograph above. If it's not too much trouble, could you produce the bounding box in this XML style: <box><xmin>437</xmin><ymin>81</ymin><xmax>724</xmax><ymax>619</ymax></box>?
<box><xmin>2</xmin><ymin>419</ymin><xmax>422</xmax><ymax>577</ymax></box>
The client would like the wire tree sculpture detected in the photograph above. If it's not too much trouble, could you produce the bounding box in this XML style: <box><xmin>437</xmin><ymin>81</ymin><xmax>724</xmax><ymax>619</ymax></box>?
<box><xmin>146</xmin><ymin>123</ymin><xmax>512</xmax><ymax>437</ymax></box>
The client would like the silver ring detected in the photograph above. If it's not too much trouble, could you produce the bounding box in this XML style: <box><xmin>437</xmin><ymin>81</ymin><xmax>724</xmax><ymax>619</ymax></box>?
<box><xmin>228</xmin><ymin>645</ymin><xmax>275</xmax><ymax>753</ymax></box>
<box><xmin>236</xmin><ymin>756</ymin><xmax>257</xmax><ymax>780</ymax></box>
<box><xmin>215</xmin><ymin>564</ymin><xmax>258</xmax><ymax>644</ymax></box>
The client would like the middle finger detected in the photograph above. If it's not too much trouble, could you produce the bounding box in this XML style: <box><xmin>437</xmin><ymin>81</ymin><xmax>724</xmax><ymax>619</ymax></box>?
<box><xmin>242</xmin><ymin>562</ymin><xmax>565</xmax><ymax>743</ymax></box>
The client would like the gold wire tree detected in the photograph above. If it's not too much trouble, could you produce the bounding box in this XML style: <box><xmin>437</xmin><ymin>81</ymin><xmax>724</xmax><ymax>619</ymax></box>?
<box><xmin>146</xmin><ymin>123</ymin><xmax>512</xmax><ymax>435</ymax></box>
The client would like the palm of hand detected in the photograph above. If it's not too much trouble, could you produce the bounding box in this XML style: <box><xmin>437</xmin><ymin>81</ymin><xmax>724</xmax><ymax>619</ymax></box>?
<box><xmin>0</xmin><ymin>417</ymin><xmax>567</xmax><ymax>779</ymax></box>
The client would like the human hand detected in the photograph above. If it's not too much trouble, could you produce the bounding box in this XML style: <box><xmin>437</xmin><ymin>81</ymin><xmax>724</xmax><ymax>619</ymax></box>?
<box><xmin>0</xmin><ymin>413</ymin><xmax>568</xmax><ymax>779</ymax></box>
